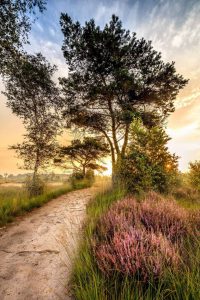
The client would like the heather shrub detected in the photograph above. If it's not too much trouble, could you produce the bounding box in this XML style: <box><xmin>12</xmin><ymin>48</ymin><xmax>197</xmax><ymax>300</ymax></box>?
<box><xmin>94</xmin><ymin>228</ymin><xmax>179</xmax><ymax>282</ymax></box>
<box><xmin>95</xmin><ymin>192</ymin><xmax>189</xmax><ymax>244</ymax></box>
<box><xmin>72</xmin><ymin>189</ymin><xmax>200</xmax><ymax>300</ymax></box>
<box><xmin>93</xmin><ymin>193</ymin><xmax>192</xmax><ymax>282</ymax></box>
<box><xmin>189</xmin><ymin>210</ymin><xmax>200</xmax><ymax>232</ymax></box>
<box><xmin>140</xmin><ymin>192</ymin><xmax>189</xmax><ymax>243</ymax></box>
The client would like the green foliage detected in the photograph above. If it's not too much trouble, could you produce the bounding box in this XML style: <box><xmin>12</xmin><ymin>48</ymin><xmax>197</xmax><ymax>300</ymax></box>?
<box><xmin>188</xmin><ymin>160</ymin><xmax>200</xmax><ymax>193</ymax></box>
<box><xmin>69</xmin><ymin>170</ymin><xmax>95</xmax><ymax>189</ymax></box>
<box><xmin>0</xmin><ymin>0</ymin><xmax>46</xmax><ymax>75</ymax></box>
<box><xmin>119</xmin><ymin>151</ymin><xmax>154</xmax><ymax>193</ymax></box>
<box><xmin>24</xmin><ymin>175</ymin><xmax>45</xmax><ymax>197</ymax></box>
<box><xmin>119</xmin><ymin>119</ymin><xmax>179</xmax><ymax>193</ymax></box>
<box><xmin>60</xmin><ymin>14</ymin><xmax>188</xmax><ymax>174</ymax></box>
<box><xmin>56</xmin><ymin>137</ymin><xmax>109</xmax><ymax>176</ymax></box>
<box><xmin>172</xmin><ymin>172</ymin><xmax>200</xmax><ymax>210</ymax></box>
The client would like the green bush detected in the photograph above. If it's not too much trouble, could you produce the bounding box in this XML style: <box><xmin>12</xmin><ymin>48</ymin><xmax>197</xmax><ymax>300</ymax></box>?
<box><xmin>85</xmin><ymin>169</ymin><xmax>95</xmax><ymax>184</ymax></box>
<box><xmin>118</xmin><ymin>119</ymin><xmax>179</xmax><ymax>194</ymax></box>
<box><xmin>119</xmin><ymin>152</ymin><xmax>178</xmax><ymax>194</ymax></box>
<box><xmin>70</xmin><ymin>170</ymin><xmax>95</xmax><ymax>189</ymax></box>
<box><xmin>188</xmin><ymin>161</ymin><xmax>200</xmax><ymax>193</ymax></box>
<box><xmin>24</xmin><ymin>175</ymin><xmax>45</xmax><ymax>197</ymax></box>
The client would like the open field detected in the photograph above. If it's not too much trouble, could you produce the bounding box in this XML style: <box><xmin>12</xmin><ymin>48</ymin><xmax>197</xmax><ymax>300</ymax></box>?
<box><xmin>0</xmin><ymin>176</ymin><xmax>111</xmax><ymax>226</ymax></box>
<box><xmin>0</xmin><ymin>182</ymin><xmax>64</xmax><ymax>188</ymax></box>
<box><xmin>0</xmin><ymin>179</ymin><xmax>94</xmax><ymax>226</ymax></box>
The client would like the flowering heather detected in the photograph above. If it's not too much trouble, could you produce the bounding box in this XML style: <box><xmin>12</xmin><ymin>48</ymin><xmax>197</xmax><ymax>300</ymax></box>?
<box><xmin>93</xmin><ymin>192</ymin><xmax>194</xmax><ymax>281</ymax></box>
<box><xmin>94</xmin><ymin>199</ymin><xmax>138</xmax><ymax>243</ymax></box>
<box><xmin>94</xmin><ymin>228</ymin><xmax>179</xmax><ymax>281</ymax></box>
<box><xmin>139</xmin><ymin>192</ymin><xmax>189</xmax><ymax>242</ymax></box>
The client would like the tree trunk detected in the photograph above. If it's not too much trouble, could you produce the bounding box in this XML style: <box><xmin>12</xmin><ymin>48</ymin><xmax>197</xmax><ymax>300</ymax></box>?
<box><xmin>32</xmin><ymin>150</ymin><xmax>39</xmax><ymax>184</ymax></box>
<box><xmin>83</xmin><ymin>165</ymin><xmax>86</xmax><ymax>177</ymax></box>
<box><xmin>111</xmin><ymin>155</ymin><xmax>123</xmax><ymax>185</ymax></box>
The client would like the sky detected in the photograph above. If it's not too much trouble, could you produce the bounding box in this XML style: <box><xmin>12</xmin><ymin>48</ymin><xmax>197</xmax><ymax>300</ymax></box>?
<box><xmin>0</xmin><ymin>0</ymin><xmax>200</xmax><ymax>174</ymax></box>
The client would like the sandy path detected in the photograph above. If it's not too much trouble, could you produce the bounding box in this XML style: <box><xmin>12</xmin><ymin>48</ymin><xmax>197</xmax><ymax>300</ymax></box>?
<box><xmin>0</xmin><ymin>188</ymin><xmax>95</xmax><ymax>300</ymax></box>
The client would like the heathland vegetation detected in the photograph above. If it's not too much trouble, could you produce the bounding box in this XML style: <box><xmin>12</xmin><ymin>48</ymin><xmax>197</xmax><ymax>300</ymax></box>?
<box><xmin>0</xmin><ymin>2</ymin><xmax>200</xmax><ymax>299</ymax></box>
<box><xmin>72</xmin><ymin>187</ymin><xmax>200</xmax><ymax>300</ymax></box>
<box><xmin>59</xmin><ymin>14</ymin><xmax>199</xmax><ymax>300</ymax></box>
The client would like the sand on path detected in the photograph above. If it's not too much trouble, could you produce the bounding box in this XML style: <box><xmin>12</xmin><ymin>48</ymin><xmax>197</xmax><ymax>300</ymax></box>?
<box><xmin>0</xmin><ymin>188</ymin><xmax>96</xmax><ymax>300</ymax></box>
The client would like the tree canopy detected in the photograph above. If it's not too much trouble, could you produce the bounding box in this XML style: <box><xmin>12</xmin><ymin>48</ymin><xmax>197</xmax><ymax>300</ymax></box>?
<box><xmin>120</xmin><ymin>119</ymin><xmax>179</xmax><ymax>193</ymax></box>
<box><xmin>55</xmin><ymin>137</ymin><xmax>109</xmax><ymax>176</ymax></box>
<box><xmin>59</xmin><ymin>14</ymin><xmax>188</xmax><ymax>175</ymax></box>
<box><xmin>130</xmin><ymin>119</ymin><xmax>178</xmax><ymax>170</ymax></box>
<box><xmin>0</xmin><ymin>0</ymin><xmax>46</xmax><ymax>74</ymax></box>
<box><xmin>4</xmin><ymin>53</ymin><xmax>60</xmax><ymax>181</ymax></box>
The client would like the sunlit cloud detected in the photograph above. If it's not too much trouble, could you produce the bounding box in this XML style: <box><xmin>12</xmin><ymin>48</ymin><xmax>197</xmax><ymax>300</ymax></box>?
<box><xmin>175</xmin><ymin>89</ymin><xmax>200</xmax><ymax>109</ymax></box>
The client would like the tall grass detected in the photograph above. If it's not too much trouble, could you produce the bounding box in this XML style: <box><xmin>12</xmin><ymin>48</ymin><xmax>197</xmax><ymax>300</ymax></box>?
<box><xmin>172</xmin><ymin>186</ymin><xmax>200</xmax><ymax>210</ymax></box>
<box><xmin>71</xmin><ymin>189</ymin><xmax>200</xmax><ymax>300</ymax></box>
<box><xmin>0</xmin><ymin>179</ymin><xmax>91</xmax><ymax>226</ymax></box>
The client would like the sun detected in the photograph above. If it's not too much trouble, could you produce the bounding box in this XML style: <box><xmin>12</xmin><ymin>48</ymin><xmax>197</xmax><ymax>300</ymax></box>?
<box><xmin>103</xmin><ymin>159</ymin><xmax>112</xmax><ymax>176</ymax></box>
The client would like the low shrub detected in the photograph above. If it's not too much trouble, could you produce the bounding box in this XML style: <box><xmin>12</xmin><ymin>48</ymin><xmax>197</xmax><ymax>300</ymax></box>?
<box><xmin>85</xmin><ymin>169</ymin><xmax>95</xmax><ymax>185</ymax></box>
<box><xmin>173</xmin><ymin>186</ymin><xmax>199</xmax><ymax>201</ymax></box>
<box><xmin>24</xmin><ymin>175</ymin><xmax>45</xmax><ymax>197</ymax></box>
<box><xmin>188</xmin><ymin>160</ymin><xmax>200</xmax><ymax>193</ymax></box>
<box><xmin>72</xmin><ymin>189</ymin><xmax>200</xmax><ymax>300</ymax></box>
<box><xmin>94</xmin><ymin>228</ymin><xmax>179</xmax><ymax>282</ymax></box>
<box><xmin>70</xmin><ymin>171</ymin><xmax>95</xmax><ymax>189</ymax></box>
<box><xmin>140</xmin><ymin>192</ymin><xmax>189</xmax><ymax>243</ymax></box>
<box><xmin>93</xmin><ymin>192</ymin><xmax>193</xmax><ymax>282</ymax></box>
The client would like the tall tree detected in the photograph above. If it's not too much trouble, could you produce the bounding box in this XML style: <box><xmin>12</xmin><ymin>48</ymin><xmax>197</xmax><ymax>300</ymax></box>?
<box><xmin>130</xmin><ymin>119</ymin><xmax>178</xmax><ymax>170</ymax></box>
<box><xmin>59</xmin><ymin>14</ymin><xmax>188</xmax><ymax>177</ymax></box>
<box><xmin>55</xmin><ymin>137</ymin><xmax>109</xmax><ymax>176</ymax></box>
<box><xmin>4</xmin><ymin>53</ymin><xmax>60</xmax><ymax>185</ymax></box>
<box><xmin>120</xmin><ymin>119</ymin><xmax>179</xmax><ymax>193</ymax></box>
<box><xmin>0</xmin><ymin>0</ymin><xmax>46</xmax><ymax>74</ymax></box>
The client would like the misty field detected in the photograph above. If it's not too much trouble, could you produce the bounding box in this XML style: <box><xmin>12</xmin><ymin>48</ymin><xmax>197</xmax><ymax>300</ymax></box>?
<box><xmin>0</xmin><ymin>176</ymin><xmax>106</xmax><ymax>226</ymax></box>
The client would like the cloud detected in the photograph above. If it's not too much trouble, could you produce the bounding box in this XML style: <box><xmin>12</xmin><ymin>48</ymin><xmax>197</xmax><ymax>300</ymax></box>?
<box><xmin>175</xmin><ymin>89</ymin><xmax>200</xmax><ymax>109</ymax></box>
<box><xmin>25</xmin><ymin>36</ymin><xmax>68</xmax><ymax>80</ymax></box>
<box><xmin>49</xmin><ymin>27</ymin><xmax>56</xmax><ymax>37</ymax></box>
<box><xmin>35</xmin><ymin>22</ymin><xmax>44</xmax><ymax>32</ymax></box>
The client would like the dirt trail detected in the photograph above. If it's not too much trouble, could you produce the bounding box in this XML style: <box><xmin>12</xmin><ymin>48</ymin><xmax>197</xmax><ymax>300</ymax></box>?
<box><xmin>0</xmin><ymin>188</ymin><xmax>96</xmax><ymax>300</ymax></box>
